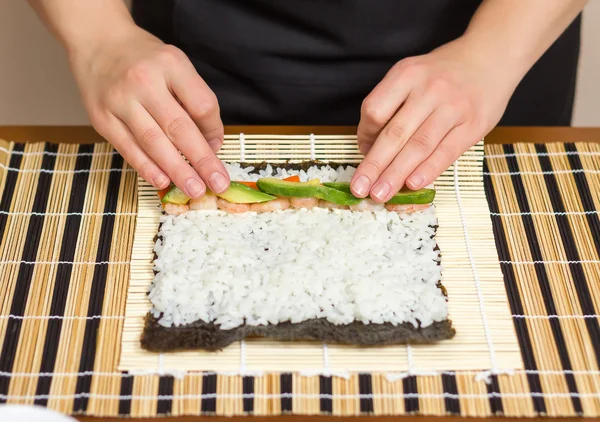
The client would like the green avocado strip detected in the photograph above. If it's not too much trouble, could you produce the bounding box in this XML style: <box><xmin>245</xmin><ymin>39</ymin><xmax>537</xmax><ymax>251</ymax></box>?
<box><xmin>216</xmin><ymin>181</ymin><xmax>276</xmax><ymax>203</ymax></box>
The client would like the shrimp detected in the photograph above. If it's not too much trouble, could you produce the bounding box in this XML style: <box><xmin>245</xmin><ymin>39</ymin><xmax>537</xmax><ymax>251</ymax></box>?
<box><xmin>318</xmin><ymin>200</ymin><xmax>349</xmax><ymax>210</ymax></box>
<box><xmin>216</xmin><ymin>198</ymin><xmax>250</xmax><ymax>213</ymax></box>
<box><xmin>163</xmin><ymin>203</ymin><xmax>190</xmax><ymax>215</ymax></box>
<box><xmin>349</xmin><ymin>199</ymin><xmax>385</xmax><ymax>212</ymax></box>
<box><xmin>289</xmin><ymin>197</ymin><xmax>319</xmax><ymax>210</ymax></box>
<box><xmin>250</xmin><ymin>198</ymin><xmax>290</xmax><ymax>213</ymax></box>
<box><xmin>189</xmin><ymin>192</ymin><xmax>218</xmax><ymax>210</ymax></box>
<box><xmin>385</xmin><ymin>203</ymin><xmax>431</xmax><ymax>214</ymax></box>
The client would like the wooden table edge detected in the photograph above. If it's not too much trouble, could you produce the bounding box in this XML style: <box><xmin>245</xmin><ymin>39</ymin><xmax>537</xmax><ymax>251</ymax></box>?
<box><xmin>0</xmin><ymin>125</ymin><xmax>599</xmax><ymax>144</ymax></box>
<box><xmin>76</xmin><ymin>416</ymin><xmax>592</xmax><ymax>421</ymax></box>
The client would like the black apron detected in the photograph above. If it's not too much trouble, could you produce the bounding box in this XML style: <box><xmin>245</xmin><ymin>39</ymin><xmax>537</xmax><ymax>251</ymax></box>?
<box><xmin>131</xmin><ymin>0</ymin><xmax>580</xmax><ymax>126</ymax></box>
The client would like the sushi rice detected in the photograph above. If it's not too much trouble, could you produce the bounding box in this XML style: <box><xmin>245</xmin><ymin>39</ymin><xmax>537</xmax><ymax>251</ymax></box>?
<box><xmin>149</xmin><ymin>164</ymin><xmax>447</xmax><ymax>330</ymax></box>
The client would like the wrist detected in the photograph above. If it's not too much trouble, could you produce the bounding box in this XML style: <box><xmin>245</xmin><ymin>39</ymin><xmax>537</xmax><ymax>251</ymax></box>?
<box><xmin>64</xmin><ymin>19</ymin><xmax>141</xmax><ymax>60</ymax></box>
<box><xmin>445</xmin><ymin>34</ymin><xmax>529</xmax><ymax>89</ymax></box>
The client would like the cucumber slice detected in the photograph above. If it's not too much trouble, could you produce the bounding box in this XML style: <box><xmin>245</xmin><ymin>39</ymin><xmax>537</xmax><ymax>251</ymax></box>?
<box><xmin>257</xmin><ymin>178</ymin><xmax>361</xmax><ymax>206</ymax></box>
<box><xmin>323</xmin><ymin>182</ymin><xmax>435</xmax><ymax>205</ymax></box>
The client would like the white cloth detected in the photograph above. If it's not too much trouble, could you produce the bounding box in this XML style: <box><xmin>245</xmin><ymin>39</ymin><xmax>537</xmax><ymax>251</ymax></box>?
<box><xmin>0</xmin><ymin>405</ymin><xmax>75</xmax><ymax>422</ymax></box>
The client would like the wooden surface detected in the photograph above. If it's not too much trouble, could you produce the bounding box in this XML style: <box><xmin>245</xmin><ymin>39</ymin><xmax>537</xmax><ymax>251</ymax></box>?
<box><xmin>76</xmin><ymin>417</ymin><xmax>588</xmax><ymax>422</ymax></box>
<box><xmin>2</xmin><ymin>125</ymin><xmax>599</xmax><ymax>421</ymax></box>
<box><xmin>0</xmin><ymin>125</ymin><xmax>599</xmax><ymax>144</ymax></box>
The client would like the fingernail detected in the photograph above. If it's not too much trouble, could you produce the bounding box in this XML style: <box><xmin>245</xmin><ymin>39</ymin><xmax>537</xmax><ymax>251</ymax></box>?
<box><xmin>153</xmin><ymin>173</ymin><xmax>169</xmax><ymax>189</ymax></box>
<box><xmin>208</xmin><ymin>138</ymin><xmax>222</xmax><ymax>152</ymax></box>
<box><xmin>407</xmin><ymin>174</ymin><xmax>424</xmax><ymax>189</ymax></box>
<box><xmin>185</xmin><ymin>178</ymin><xmax>205</xmax><ymax>198</ymax></box>
<box><xmin>352</xmin><ymin>175</ymin><xmax>370</xmax><ymax>197</ymax></box>
<box><xmin>371</xmin><ymin>182</ymin><xmax>391</xmax><ymax>201</ymax></box>
<box><xmin>209</xmin><ymin>172</ymin><xmax>229</xmax><ymax>193</ymax></box>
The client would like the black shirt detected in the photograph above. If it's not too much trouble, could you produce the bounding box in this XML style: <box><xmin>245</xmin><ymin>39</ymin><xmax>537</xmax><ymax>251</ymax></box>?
<box><xmin>132</xmin><ymin>0</ymin><xmax>581</xmax><ymax>126</ymax></box>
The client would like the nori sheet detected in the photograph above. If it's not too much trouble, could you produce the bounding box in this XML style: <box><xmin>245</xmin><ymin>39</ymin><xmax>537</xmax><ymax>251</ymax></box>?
<box><xmin>141</xmin><ymin>314</ymin><xmax>455</xmax><ymax>352</ymax></box>
<box><xmin>141</xmin><ymin>160</ymin><xmax>454</xmax><ymax>352</ymax></box>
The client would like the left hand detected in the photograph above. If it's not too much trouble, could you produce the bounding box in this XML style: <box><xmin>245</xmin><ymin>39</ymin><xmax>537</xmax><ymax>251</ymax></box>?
<box><xmin>350</xmin><ymin>37</ymin><xmax>520</xmax><ymax>202</ymax></box>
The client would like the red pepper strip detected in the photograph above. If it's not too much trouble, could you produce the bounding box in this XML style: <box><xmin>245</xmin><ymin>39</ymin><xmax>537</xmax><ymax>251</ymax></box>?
<box><xmin>157</xmin><ymin>186</ymin><xmax>171</xmax><ymax>200</ymax></box>
<box><xmin>237</xmin><ymin>181</ymin><xmax>259</xmax><ymax>190</ymax></box>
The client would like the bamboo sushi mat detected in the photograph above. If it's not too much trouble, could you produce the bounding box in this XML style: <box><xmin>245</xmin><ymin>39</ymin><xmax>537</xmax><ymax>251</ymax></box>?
<box><xmin>0</xmin><ymin>136</ymin><xmax>599</xmax><ymax>417</ymax></box>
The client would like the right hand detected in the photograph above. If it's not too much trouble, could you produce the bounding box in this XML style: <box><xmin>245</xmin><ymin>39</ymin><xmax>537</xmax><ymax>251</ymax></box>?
<box><xmin>68</xmin><ymin>26</ymin><xmax>229</xmax><ymax>198</ymax></box>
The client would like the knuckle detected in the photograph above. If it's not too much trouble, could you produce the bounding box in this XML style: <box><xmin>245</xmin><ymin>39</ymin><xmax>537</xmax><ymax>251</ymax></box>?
<box><xmin>159</xmin><ymin>45</ymin><xmax>187</xmax><ymax>64</ymax></box>
<box><xmin>103</xmin><ymin>86</ymin><xmax>124</xmax><ymax>106</ymax></box>
<box><xmin>395</xmin><ymin>57</ymin><xmax>417</xmax><ymax>71</ymax></box>
<box><xmin>192</xmin><ymin>154</ymin><xmax>215</xmax><ymax>170</ymax></box>
<box><xmin>409</xmin><ymin>132</ymin><xmax>434</xmax><ymax>154</ymax></box>
<box><xmin>385</xmin><ymin>165</ymin><xmax>405</xmax><ymax>181</ymax></box>
<box><xmin>167</xmin><ymin>164</ymin><xmax>190</xmax><ymax>184</ymax></box>
<box><xmin>139</xmin><ymin>127</ymin><xmax>163</xmax><ymax>146</ymax></box>
<box><xmin>438</xmin><ymin>142</ymin><xmax>458</xmax><ymax>161</ymax></box>
<box><xmin>126</xmin><ymin>63</ymin><xmax>152</xmax><ymax>86</ymax></box>
<box><xmin>191</xmin><ymin>96</ymin><xmax>219</xmax><ymax>119</ymax></box>
<box><xmin>421</xmin><ymin>160</ymin><xmax>439</xmax><ymax>178</ymax></box>
<box><xmin>88</xmin><ymin>107</ymin><xmax>107</xmax><ymax>129</ymax></box>
<box><xmin>383</xmin><ymin>123</ymin><xmax>407</xmax><ymax>142</ymax></box>
<box><xmin>166</xmin><ymin>116</ymin><xmax>193</xmax><ymax>138</ymax></box>
<box><xmin>361</xmin><ymin>100</ymin><xmax>388</xmax><ymax>126</ymax></box>
<box><xmin>137</xmin><ymin>159</ymin><xmax>157</xmax><ymax>179</ymax></box>
<box><xmin>361</xmin><ymin>158</ymin><xmax>383</xmax><ymax>175</ymax></box>
<box><xmin>428</xmin><ymin>76</ymin><xmax>451</xmax><ymax>94</ymax></box>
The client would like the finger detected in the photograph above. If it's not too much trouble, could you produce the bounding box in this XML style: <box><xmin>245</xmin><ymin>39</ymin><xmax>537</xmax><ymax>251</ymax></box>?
<box><xmin>117</xmin><ymin>101</ymin><xmax>207</xmax><ymax>199</ymax></box>
<box><xmin>167</xmin><ymin>60</ymin><xmax>224</xmax><ymax>152</ymax></box>
<box><xmin>357</xmin><ymin>68</ymin><xmax>411</xmax><ymax>155</ymax></box>
<box><xmin>369</xmin><ymin>107</ymin><xmax>460</xmax><ymax>202</ymax></box>
<box><xmin>142</xmin><ymin>86</ymin><xmax>230</xmax><ymax>193</ymax></box>
<box><xmin>407</xmin><ymin>123</ymin><xmax>476</xmax><ymax>190</ymax></box>
<box><xmin>98</xmin><ymin>114</ymin><xmax>170</xmax><ymax>189</ymax></box>
<box><xmin>351</xmin><ymin>93</ymin><xmax>436</xmax><ymax>199</ymax></box>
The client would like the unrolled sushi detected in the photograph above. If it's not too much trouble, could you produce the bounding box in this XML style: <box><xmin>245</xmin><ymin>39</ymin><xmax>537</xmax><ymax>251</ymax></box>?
<box><xmin>141</xmin><ymin>161</ymin><xmax>454</xmax><ymax>352</ymax></box>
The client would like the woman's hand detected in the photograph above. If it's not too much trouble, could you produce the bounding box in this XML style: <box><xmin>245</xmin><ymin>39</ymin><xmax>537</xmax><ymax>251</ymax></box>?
<box><xmin>350</xmin><ymin>37</ymin><xmax>520</xmax><ymax>202</ymax></box>
<box><xmin>69</xmin><ymin>26</ymin><xmax>229</xmax><ymax>198</ymax></box>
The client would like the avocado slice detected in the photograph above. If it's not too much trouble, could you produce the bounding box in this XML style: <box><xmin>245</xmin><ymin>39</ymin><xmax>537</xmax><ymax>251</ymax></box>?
<box><xmin>257</xmin><ymin>178</ymin><xmax>361</xmax><ymax>206</ymax></box>
<box><xmin>323</xmin><ymin>182</ymin><xmax>435</xmax><ymax>204</ymax></box>
<box><xmin>216</xmin><ymin>181</ymin><xmax>276</xmax><ymax>203</ymax></box>
<box><xmin>161</xmin><ymin>185</ymin><xmax>190</xmax><ymax>205</ymax></box>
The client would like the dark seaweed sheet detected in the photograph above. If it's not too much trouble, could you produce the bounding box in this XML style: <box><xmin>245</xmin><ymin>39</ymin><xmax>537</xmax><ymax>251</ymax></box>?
<box><xmin>142</xmin><ymin>161</ymin><xmax>453</xmax><ymax>352</ymax></box>
<box><xmin>141</xmin><ymin>314</ymin><xmax>455</xmax><ymax>352</ymax></box>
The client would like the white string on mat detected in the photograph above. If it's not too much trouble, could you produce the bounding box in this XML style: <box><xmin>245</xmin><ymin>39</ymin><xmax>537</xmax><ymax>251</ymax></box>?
<box><xmin>0</xmin><ymin>260</ymin><xmax>130</xmax><ymax>265</ymax></box>
<box><xmin>322</xmin><ymin>343</ymin><xmax>331</xmax><ymax>376</ymax></box>
<box><xmin>484</xmin><ymin>169</ymin><xmax>600</xmax><ymax>176</ymax></box>
<box><xmin>0</xmin><ymin>146</ymin><xmax>119</xmax><ymax>157</ymax></box>
<box><xmin>0</xmin><ymin>211</ymin><xmax>137</xmax><ymax>217</ymax></box>
<box><xmin>512</xmin><ymin>314</ymin><xmax>600</xmax><ymax>320</ymax></box>
<box><xmin>0</xmin><ymin>315</ymin><xmax>124</xmax><ymax>320</ymax></box>
<box><xmin>239</xmin><ymin>133</ymin><xmax>246</xmax><ymax>161</ymax></box>
<box><xmin>485</xmin><ymin>150</ymin><xmax>600</xmax><ymax>159</ymax></box>
<box><xmin>4</xmin><ymin>368</ymin><xmax>600</xmax><ymax>379</ymax></box>
<box><xmin>406</xmin><ymin>344</ymin><xmax>414</xmax><ymax>376</ymax></box>
<box><xmin>240</xmin><ymin>340</ymin><xmax>247</xmax><ymax>375</ymax></box>
<box><xmin>500</xmin><ymin>260</ymin><xmax>600</xmax><ymax>265</ymax></box>
<box><xmin>491</xmin><ymin>210</ymin><xmax>598</xmax><ymax>217</ymax></box>
<box><xmin>156</xmin><ymin>354</ymin><xmax>164</xmax><ymax>375</ymax></box>
<box><xmin>310</xmin><ymin>133</ymin><xmax>316</xmax><ymax>160</ymax></box>
<box><xmin>0</xmin><ymin>163</ymin><xmax>135</xmax><ymax>174</ymax></box>
<box><xmin>454</xmin><ymin>159</ymin><xmax>498</xmax><ymax>379</ymax></box>
<box><xmin>3</xmin><ymin>391</ymin><xmax>600</xmax><ymax>401</ymax></box>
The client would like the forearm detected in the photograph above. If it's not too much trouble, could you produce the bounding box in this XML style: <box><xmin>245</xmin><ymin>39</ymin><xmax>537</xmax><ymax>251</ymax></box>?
<box><xmin>27</xmin><ymin>0</ymin><xmax>137</xmax><ymax>55</ymax></box>
<box><xmin>461</xmin><ymin>0</ymin><xmax>587</xmax><ymax>83</ymax></box>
